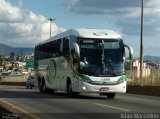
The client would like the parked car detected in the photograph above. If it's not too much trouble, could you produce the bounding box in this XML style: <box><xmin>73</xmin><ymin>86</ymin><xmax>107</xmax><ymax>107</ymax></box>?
<box><xmin>26</xmin><ymin>75</ymin><xmax>35</xmax><ymax>89</ymax></box>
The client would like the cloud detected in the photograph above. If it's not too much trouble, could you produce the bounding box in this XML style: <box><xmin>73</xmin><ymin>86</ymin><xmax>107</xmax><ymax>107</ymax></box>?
<box><xmin>65</xmin><ymin>0</ymin><xmax>160</xmax><ymax>34</ymax></box>
<box><xmin>65</xmin><ymin>0</ymin><xmax>141</xmax><ymax>14</ymax></box>
<box><xmin>64</xmin><ymin>0</ymin><xmax>160</xmax><ymax>56</ymax></box>
<box><xmin>0</xmin><ymin>0</ymin><xmax>65</xmax><ymax>47</ymax></box>
<box><xmin>64</xmin><ymin>0</ymin><xmax>160</xmax><ymax>36</ymax></box>
<box><xmin>0</xmin><ymin>0</ymin><xmax>23</xmax><ymax>23</ymax></box>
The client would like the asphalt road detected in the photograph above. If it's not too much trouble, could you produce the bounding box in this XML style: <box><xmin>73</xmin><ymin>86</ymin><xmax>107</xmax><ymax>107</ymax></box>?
<box><xmin>0</xmin><ymin>85</ymin><xmax>160</xmax><ymax>119</ymax></box>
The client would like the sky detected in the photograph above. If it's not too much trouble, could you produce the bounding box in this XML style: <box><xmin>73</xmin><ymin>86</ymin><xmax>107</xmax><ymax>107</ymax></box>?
<box><xmin>0</xmin><ymin>0</ymin><xmax>160</xmax><ymax>57</ymax></box>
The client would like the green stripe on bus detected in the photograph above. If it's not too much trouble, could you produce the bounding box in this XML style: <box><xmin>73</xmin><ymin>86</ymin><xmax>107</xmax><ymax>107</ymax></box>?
<box><xmin>118</xmin><ymin>75</ymin><xmax>126</xmax><ymax>81</ymax></box>
<box><xmin>72</xmin><ymin>67</ymin><xmax>91</xmax><ymax>81</ymax></box>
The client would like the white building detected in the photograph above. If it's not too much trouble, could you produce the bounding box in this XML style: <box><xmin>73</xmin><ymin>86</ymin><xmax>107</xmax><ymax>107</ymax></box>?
<box><xmin>126</xmin><ymin>60</ymin><xmax>151</xmax><ymax>78</ymax></box>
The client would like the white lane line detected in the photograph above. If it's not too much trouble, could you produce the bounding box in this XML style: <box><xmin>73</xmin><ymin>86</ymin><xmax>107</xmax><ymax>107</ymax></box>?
<box><xmin>94</xmin><ymin>103</ymin><xmax>130</xmax><ymax>112</ymax></box>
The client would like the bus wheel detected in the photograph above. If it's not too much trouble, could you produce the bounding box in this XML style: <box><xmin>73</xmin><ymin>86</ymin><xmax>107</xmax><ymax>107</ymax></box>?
<box><xmin>107</xmin><ymin>93</ymin><xmax>115</xmax><ymax>99</ymax></box>
<box><xmin>38</xmin><ymin>80</ymin><xmax>43</xmax><ymax>93</ymax></box>
<box><xmin>42</xmin><ymin>79</ymin><xmax>52</xmax><ymax>94</ymax></box>
<box><xmin>42</xmin><ymin>80</ymin><xmax>46</xmax><ymax>93</ymax></box>
<box><xmin>67</xmin><ymin>82</ymin><xmax>73</xmax><ymax>97</ymax></box>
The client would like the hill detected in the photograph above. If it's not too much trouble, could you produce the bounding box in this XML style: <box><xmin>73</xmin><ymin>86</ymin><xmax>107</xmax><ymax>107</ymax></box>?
<box><xmin>144</xmin><ymin>55</ymin><xmax>160</xmax><ymax>61</ymax></box>
<box><xmin>0</xmin><ymin>43</ymin><xmax>34</xmax><ymax>56</ymax></box>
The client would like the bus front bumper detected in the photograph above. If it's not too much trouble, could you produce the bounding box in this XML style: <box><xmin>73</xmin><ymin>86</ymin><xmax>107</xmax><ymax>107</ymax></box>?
<box><xmin>80</xmin><ymin>81</ymin><xmax>127</xmax><ymax>93</ymax></box>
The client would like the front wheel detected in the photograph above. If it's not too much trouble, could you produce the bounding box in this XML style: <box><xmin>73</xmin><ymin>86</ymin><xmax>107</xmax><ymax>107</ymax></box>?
<box><xmin>38</xmin><ymin>80</ymin><xmax>43</xmax><ymax>93</ymax></box>
<box><xmin>42</xmin><ymin>80</ymin><xmax>53</xmax><ymax>94</ymax></box>
<box><xmin>67</xmin><ymin>82</ymin><xmax>73</xmax><ymax>97</ymax></box>
<box><xmin>42</xmin><ymin>80</ymin><xmax>47</xmax><ymax>93</ymax></box>
<box><xmin>67</xmin><ymin>82</ymin><xmax>79</xmax><ymax>97</ymax></box>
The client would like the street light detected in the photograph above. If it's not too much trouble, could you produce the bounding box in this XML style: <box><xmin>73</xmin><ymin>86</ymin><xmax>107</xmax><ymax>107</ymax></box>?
<box><xmin>140</xmin><ymin>0</ymin><xmax>144</xmax><ymax>86</ymax></box>
<box><xmin>47</xmin><ymin>18</ymin><xmax>56</xmax><ymax>38</ymax></box>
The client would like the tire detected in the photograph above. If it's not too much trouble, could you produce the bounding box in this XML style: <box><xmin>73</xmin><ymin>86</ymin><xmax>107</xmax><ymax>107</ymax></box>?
<box><xmin>67</xmin><ymin>82</ymin><xmax>73</xmax><ymax>97</ymax></box>
<box><xmin>38</xmin><ymin>81</ymin><xmax>42</xmax><ymax>93</ymax></box>
<box><xmin>107</xmin><ymin>93</ymin><xmax>115</xmax><ymax>99</ymax></box>
<box><xmin>42</xmin><ymin>79</ymin><xmax>52</xmax><ymax>94</ymax></box>
<box><xmin>38</xmin><ymin>80</ymin><xmax>43</xmax><ymax>93</ymax></box>
<box><xmin>42</xmin><ymin>80</ymin><xmax>46</xmax><ymax>93</ymax></box>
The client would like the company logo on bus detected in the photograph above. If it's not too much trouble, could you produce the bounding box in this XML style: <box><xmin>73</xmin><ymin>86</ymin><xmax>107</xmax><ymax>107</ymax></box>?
<box><xmin>93</xmin><ymin>32</ymin><xmax>108</xmax><ymax>36</ymax></box>
<box><xmin>101</xmin><ymin>78</ymin><xmax>110</xmax><ymax>82</ymax></box>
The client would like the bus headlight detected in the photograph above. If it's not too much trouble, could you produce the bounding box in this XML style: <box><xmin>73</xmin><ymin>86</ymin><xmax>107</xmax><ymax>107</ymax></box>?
<box><xmin>82</xmin><ymin>86</ymin><xmax>86</xmax><ymax>90</ymax></box>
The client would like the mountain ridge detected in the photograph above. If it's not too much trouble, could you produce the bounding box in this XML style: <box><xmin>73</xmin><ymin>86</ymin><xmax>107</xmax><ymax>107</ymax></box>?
<box><xmin>0</xmin><ymin>43</ymin><xmax>34</xmax><ymax>56</ymax></box>
<box><xmin>143</xmin><ymin>55</ymin><xmax>160</xmax><ymax>61</ymax></box>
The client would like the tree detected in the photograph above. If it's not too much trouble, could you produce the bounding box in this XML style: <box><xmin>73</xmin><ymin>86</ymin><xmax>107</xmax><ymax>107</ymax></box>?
<box><xmin>0</xmin><ymin>53</ymin><xmax>4</xmax><ymax>65</ymax></box>
<box><xmin>0</xmin><ymin>53</ymin><xmax>4</xmax><ymax>61</ymax></box>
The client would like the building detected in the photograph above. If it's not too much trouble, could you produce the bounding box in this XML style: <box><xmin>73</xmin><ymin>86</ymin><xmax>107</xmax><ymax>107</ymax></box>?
<box><xmin>126</xmin><ymin>60</ymin><xmax>151</xmax><ymax>79</ymax></box>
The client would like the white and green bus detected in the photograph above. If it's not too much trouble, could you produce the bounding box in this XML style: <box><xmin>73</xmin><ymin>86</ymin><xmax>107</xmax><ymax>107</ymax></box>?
<box><xmin>34</xmin><ymin>28</ymin><xmax>133</xmax><ymax>98</ymax></box>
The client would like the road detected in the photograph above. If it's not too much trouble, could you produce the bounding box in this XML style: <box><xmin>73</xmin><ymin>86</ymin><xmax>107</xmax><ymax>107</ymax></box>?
<box><xmin>0</xmin><ymin>85</ymin><xmax>160</xmax><ymax>119</ymax></box>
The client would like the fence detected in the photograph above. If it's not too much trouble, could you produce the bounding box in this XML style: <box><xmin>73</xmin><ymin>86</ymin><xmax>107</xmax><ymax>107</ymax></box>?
<box><xmin>127</xmin><ymin>68</ymin><xmax>160</xmax><ymax>86</ymax></box>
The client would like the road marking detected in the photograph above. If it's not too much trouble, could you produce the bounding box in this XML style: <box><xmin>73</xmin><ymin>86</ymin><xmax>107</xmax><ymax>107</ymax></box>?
<box><xmin>94</xmin><ymin>103</ymin><xmax>130</xmax><ymax>112</ymax></box>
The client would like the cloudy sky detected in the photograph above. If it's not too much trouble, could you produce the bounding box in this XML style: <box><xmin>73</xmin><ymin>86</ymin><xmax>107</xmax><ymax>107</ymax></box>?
<box><xmin>0</xmin><ymin>0</ymin><xmax>160</xmax><ymax>57</ymax></box>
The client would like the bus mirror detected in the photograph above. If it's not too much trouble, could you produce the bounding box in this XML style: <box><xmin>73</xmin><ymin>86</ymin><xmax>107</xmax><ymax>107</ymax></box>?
<box><xmin>124</xmin><ymin>44</ymin><xmax>134</xmax><ymax>60</ymax></box>
<box><xmin>73</xmin><ymin>43</ymin><xmax>80</xmax><ymax>59</ymax></box>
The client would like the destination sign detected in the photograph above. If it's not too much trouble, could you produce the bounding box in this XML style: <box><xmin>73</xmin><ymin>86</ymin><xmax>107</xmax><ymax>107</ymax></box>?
<box><xmin>82</xmin><ymin>40</ymin><xmax>94</xmax><ymax>43</ymax></box>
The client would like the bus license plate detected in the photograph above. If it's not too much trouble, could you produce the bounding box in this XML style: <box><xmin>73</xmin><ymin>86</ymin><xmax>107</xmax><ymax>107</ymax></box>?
<box><xmin>100</xmin><ymin>87</ymin><xmax>109</xmax><ymax>91</ymax></box>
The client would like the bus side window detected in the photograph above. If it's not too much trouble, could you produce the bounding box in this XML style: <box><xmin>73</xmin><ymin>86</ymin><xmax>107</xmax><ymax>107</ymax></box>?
<box><xmin>63</xmin><ymin>38</ymin><xmax>69</xmax><ymax>56</ymax></box>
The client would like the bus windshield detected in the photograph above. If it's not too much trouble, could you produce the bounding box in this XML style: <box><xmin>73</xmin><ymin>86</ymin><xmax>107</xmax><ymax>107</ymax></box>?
<box><xmin>79</xmin><ymin>38</ymin><xmax>125</xmax><ymax>77</ymax></box>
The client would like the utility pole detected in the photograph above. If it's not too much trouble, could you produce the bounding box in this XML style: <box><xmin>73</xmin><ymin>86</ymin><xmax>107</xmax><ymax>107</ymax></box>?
<box><xmin>47</xmin><ymin>18</ymin><xmax>56</xmax><ymax>38</ymax></box>
<box><xmin>140</xmin><ymin>0</ymin><xmax>144</xmax><ymax>86</ymax></box>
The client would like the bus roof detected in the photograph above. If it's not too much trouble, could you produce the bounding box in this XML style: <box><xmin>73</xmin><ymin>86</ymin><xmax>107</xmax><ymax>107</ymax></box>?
<box><xmin>37</xmin><ymin>28</ymin><xmax>122</xmax><ymax>46</ymax></box>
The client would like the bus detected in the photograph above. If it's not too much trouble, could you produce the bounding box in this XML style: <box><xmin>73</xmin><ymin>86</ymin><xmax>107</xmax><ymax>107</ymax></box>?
<box><xmin>34</xmin><ymin>28</ymin><xmax>133</xmax><ymax>98</ymax></box>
